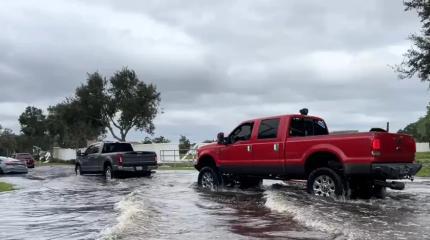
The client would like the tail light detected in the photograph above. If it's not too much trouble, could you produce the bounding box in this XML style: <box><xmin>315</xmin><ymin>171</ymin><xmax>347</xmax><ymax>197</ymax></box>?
<box><xmin>116</xmin><ymin>154</ymin><xmax>124</xmax><ymax>166</ymax></box>
<box><xmin>371</xmin><ymin>138</ymin><xmax>381</xmax><ymax>157</ymax></box>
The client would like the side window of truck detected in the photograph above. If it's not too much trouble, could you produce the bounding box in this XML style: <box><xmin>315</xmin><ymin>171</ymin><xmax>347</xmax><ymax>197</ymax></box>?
<box><xmin>313</xmin><ymin>120</ymin><xmax>328</xmax><ymax>135</ymax></box>
<box><xmin>258</xmin><ymin>118</ymin><xmax>280</xmax><ymax>139</ymax></box>
<box><xmin>92</xmin><ymin>145</ymin><xmax>100</xmax><ymax>154</ymax></box>
<box><xmin>84</xmin><ymin>145</ymin><xmax>94</xmax><ymax>155</ymax></box>
<box><xmin>289</xmin><ymin>118</ymin><xmax>328</xmax><ymax>137</ymax></box>
<box><xmin>290</xmin><ymin>118</ymin><xmax>305</xmax><ymax>136</ymax></box>
<box><xmin>229</xmin><ymin>122</ymin><xmax>254</xmax><ymax>143</ymax></box>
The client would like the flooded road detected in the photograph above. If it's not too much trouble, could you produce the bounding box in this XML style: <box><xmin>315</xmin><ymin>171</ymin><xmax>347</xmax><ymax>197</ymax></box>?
<box><xmin>0</xmin><ymin>166</ymin><xmax>429</xmax><ymax>240</ymax></box>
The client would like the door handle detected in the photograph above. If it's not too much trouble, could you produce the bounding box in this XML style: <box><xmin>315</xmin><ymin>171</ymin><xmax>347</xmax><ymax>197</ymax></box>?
<box><xmin>247</xmin><ymin>145</ymin><xmax>252</xmax><ymax>152</ymax></box>
<box><xmin>274</xmin><ymin>143</ymin><xmax>279</xmax><ymax>152</ymax></box>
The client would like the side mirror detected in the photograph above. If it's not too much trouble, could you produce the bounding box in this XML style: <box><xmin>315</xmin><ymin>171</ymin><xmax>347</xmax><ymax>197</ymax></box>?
<box><xmin>217</xmin><ymin>132</ymin><xmax>225</xmax><ymax>144</ymax></box>
<box><xmin>76</xmin><ymin>150</ymin><xmax>83</xmax><ymax>157</ymax></box>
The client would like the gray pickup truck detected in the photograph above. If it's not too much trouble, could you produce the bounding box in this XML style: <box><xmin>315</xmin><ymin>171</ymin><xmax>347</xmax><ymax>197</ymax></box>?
<box><xmin>75</xmin><ymin>142</ymin><xmax>157</xmax><ymax>179</ymax></box>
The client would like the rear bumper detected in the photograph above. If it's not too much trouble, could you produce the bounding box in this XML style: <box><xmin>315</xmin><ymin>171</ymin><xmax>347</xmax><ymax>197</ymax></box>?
<box><xmin>113</xmin><ymin>164</ymin><xmax>158</xmax><ymax>172</ymax></box>
<box><xmin>345</xmin><ymin>163</ymin><xmax>422</xmax><ymax>179</ymax></box>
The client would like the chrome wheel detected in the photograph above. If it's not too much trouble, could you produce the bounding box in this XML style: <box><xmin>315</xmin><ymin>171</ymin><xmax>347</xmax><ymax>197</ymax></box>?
<box><xmin>201</xmin><ymin>171</ymin><xmax>215</xmax><ymax>190</ymax></box>
<box><xmin>312</xmin><ymin>175</ymin><xmax>336</xmax><ymax>197</ymax></box>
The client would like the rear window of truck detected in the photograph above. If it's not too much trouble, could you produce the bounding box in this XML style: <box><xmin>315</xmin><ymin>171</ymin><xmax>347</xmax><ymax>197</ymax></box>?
<box><xmin>258</xmin><ymin>118</ymin><xmax>280</xmax><ymax>139</ymax></box>
<box><xmin>290</xmin><ymin>118</ymin><xmax>328</xmax><ymax>137</ymax></box>
<box><xmin>102</xmin><ymin>143</ymin><xmax>134</xmax><ymax>153</ymax></box>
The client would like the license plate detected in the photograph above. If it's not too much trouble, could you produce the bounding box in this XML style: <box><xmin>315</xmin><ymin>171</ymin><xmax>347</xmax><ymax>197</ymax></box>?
<box><xmin>136</xmin><ymin>166</ymin><xmax>143</xmax><ymax>171</ymax></box>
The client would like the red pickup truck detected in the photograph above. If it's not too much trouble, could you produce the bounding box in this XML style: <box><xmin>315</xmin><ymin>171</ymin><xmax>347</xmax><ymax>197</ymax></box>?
<box><xmin>195</xmin><ymin>110</ymin><xmax>421</xmax><ymax>198</ymax></box>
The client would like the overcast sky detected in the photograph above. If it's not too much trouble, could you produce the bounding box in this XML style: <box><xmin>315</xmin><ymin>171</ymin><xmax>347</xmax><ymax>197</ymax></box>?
<box><xmin>0</xmin><ymin>0</ymin><xmax>429</xmax><ymax>143</ymax></box>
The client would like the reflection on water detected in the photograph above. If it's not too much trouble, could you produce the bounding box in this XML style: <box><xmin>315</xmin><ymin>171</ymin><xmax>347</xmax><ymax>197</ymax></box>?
<box><xmin>0</xmin><ymin>166</ymin><xmax>429</xmax><ymax>240</ymax></box>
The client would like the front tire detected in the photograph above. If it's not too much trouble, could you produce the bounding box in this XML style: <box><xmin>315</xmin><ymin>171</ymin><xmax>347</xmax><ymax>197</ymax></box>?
<box><xmin>75</xmin><ymin>164</ymin><xmax>82</xmax><ymax>175</ymax></box>
<box><xmin>198</xmin><ymin>166</ymin><xmax>222</xmax><ymax>191</ymax></box>
<box><xmin>307</xmin><ymin>167</ymin><xmax>345</xmax><ymax>198</ymax></box>
<box><xmin>104</xmin><ymin>165</ymin><xmax>114</xmax><ymax>180</ymax></box>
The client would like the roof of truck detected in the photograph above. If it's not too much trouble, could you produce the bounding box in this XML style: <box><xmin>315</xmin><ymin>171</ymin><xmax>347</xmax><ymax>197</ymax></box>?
<box><xmin>244</xmin><ymin>114</ymin><xmax>324</xmax><ymax>122</ymax></box>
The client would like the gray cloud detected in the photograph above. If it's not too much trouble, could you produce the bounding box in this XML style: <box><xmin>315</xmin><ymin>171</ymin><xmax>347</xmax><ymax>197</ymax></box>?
<box><xmin>0</xmin><ymin>0</ymin><xmax>428</xmax><ymax>143</ymax></box>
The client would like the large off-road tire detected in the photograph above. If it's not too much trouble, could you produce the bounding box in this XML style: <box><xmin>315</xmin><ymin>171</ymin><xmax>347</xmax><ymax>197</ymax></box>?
<box><xmin>198</xmin><ymin>166</ymin><xmax>222</xmax><ymax>191</ymax></box>
<box><xmin>75</xmin><ymin>164</ymin><xmax>82</xmax><ymax>175</ymax></box>
<box><xmin>349</xmin><ymin>178</ymin><xmax>386</xmax><ymax>199</ymax></box>
<box><xmin>373</xmin><ymin>185</ymin><xmax>387</xmax><ymax>199</ymax></box>
<box><xmin>307</xmin><ymin>167</ymin><xmax>346</xmax><ymax>198</ymax></box>
<box><xmin>239</xmin><ymin>176</ymin><xmax>263</xmax><ymax>189</ymax></box>
<box><xmin>104</xmin><ymin>164</ymin><xmax>114</xmax><ymax>180</ymax></box>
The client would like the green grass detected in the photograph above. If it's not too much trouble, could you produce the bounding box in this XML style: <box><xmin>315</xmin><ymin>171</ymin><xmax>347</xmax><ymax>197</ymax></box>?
<box><xmin>158</xmin><ymin>162</ymin><xmax>194</xmax><ymax>170</ymax></box>
<box><xmin>0</xmin><ymin>182</ymin><xmax>14</xmax><ymax>192</ymax></box>
<box><xmin>416</xmin><ymin>152</ymin><xmax>430</xmax><ymax>177</ymax></box>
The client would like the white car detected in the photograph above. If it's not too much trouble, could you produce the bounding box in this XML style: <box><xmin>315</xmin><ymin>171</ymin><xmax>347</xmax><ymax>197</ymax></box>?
<box><xmin>0</xmin><ymin>156</ymin><xmax>28</xmax><ymax>174</ymax></box>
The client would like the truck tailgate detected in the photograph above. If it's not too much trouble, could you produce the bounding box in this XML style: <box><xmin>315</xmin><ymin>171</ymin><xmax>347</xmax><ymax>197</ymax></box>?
<box><xmin>374</xmin><ymin>133</ymin><xmax>415</xmax><ymax>163</ymax></box>
<box><xmin>123</xmin><ymin>151</ymin><xmax>157</xmax><ymax>166</ymax></box>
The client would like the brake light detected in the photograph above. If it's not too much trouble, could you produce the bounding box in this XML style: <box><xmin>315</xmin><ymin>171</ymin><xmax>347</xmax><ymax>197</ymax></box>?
<box><xmin>372</xmin><ymin>139</ymin><xmax>381</xmax><ymax>150</ymax></box>
<box><xmin>371</xmin><ymin>138</ymin><xmax>381</xmax><ymax>157</ymax></box>
<box><xmin>117</xmin><ymin>154</ymin><xmax>124</xmax><ymax>166</ymax></box>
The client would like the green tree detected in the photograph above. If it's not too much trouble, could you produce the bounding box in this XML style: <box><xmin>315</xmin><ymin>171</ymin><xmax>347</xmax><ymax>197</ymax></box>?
<box><xmin>399</xmin><ymin>103</ymin><xmax>430</xmax><ymax>141</ymax></box>
<box><xmin>142</xmin><ymin>137</ymin><xmax>153</xmax><ymax>144</ymax></box>
<box><xmin>0</xmin><ymin>126</ymin><xmax>17</xmax><ymax>156</ymax></box>
<box><xmin>106</xmin><ymin>67</ymin><xmax>161</xmax><ymax>141</ymax></box>
<box><xmin>152</xmin><ymin>136</ymin><xmax>171</xmax><ymax>143</ymax></box>
<box><xmin>397</xmin><ymin>0</ymin><xmax>430</xmax><ymax>82</ymax></box>
<box><xmin>47</xmin><ymin>99</ymin><xmax>103</xmax><ymax>148</ymax></box>
<box><xmin>179</xmin><ymin>135</ymin><xmax>191</xmax><ymax>155</ymax></box>
<box><xmin>142</xmin><ymin>136</ymin><xmax>170</xmax><ymax>144</ymax></box>
<box><xmin>18</xmin><ymin>106</ymin><xmax>51</xmax><ymax>150</ymax></box>
<box><xmin>19</xmin><ymin>106</ymin><xmax>47</xmax><ymax>137</ymax></box>
<box><xmin>46</xmin><ymin>68</ymin><xmax>160</xmax><ymax>146</ymax></box>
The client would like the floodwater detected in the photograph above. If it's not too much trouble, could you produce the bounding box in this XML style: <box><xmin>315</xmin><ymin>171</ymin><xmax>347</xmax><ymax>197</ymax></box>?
<box><xmin>0</xmin><ymin>166</ymin><xmax>429</xmax><ymax>240</ymax></box>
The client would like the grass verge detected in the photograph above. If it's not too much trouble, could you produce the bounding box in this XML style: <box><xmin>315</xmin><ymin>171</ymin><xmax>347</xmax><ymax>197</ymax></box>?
<box><xmin>416</xmin><ymin>152</ymin><xmax>430</xmax><ymax>177</ymax></box>
<box><xmin>0</xmin><ymin>182</ymin><xmax>14</xmax><ymax>192</ymax></box>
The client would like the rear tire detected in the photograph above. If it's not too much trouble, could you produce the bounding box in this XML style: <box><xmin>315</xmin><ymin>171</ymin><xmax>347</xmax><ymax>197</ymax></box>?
<box><xmin>373</xmin><ymin>185</ymin><xmax>386</xmax><ymax>199</ymax></box>
<box><xmin>239</xmin><ymin>176</ymin><xmax>263</xmax><ymax>189</ymax></box>
<box><xmin>198</xmin><ymin>166</ymin><xmax>222</xmax><ymax>191</ymax></box>
<box><xmin>307</xmin><ymin>167</ymin><xmax>345</xmax><ymax>198</ymax></box>
<box><xmin>349</xmin><ymin>178</ymin><xmax>381</xmax><ymax>199</ymax></box>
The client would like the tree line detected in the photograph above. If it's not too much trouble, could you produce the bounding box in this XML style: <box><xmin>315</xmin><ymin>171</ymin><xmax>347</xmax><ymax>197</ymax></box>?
<box><xmin>396</xmin><ymin>1</ymin><xmax>430</xmax><ymax>141</ymax></box>
<box><xmin>0</xmin><ymin>67</ymin><xmax>198</xmax><ymax>156</ymax></box>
